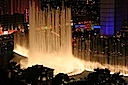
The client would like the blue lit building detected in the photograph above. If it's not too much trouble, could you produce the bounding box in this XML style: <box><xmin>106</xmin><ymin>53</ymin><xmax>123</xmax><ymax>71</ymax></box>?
<box><xmin>100</xmin><ymin>0</ymin><xmax>128</xmax><ymax>36</ymax></box>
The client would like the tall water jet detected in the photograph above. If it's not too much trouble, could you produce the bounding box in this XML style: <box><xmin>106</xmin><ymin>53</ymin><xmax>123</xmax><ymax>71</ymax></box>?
<box><xmin>13</xmin><ymin>31</ymin><xmax>29</xmax><ymax>57</ymax></box>
<box><xmin>15</xmin><ymin>0</ymin><xmax>85</xmax><ymax>76</ymax></box>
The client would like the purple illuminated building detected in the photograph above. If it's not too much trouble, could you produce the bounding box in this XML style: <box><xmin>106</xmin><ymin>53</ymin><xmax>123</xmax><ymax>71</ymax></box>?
<box><xmin>100</xmin><ymin>0</ymin><xmax>128</xmax><ymax>36</ymax></box>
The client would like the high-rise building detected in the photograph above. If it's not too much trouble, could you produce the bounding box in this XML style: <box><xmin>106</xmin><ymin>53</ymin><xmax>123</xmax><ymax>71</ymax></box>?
<box><xmin>0</xmin><ymin>0</ymin><xmax>11</xmax><ymax>15</ymax></box>
<box><xmin>11</xmin><ymin>0</ymin><xmax>29</xmax><ymax>14</ymax></box>
<box><xmin>0</xmin><ymin>0</ymin><xmax>29</xmax><ymax>15</ymax></box>
<box><xmin>0</xmin><ymin>14</ymin><xmax>25</xmax><ymax>29</ymax></box>
<box><xmin>100</xmin><ymin>0</ymin><xmax>128</xmax><ymax>36</ymax></box>
<box><xmin>71</xmin><ymin>0</ymin><xmax>100</xmax><ymax>23</ymax></box>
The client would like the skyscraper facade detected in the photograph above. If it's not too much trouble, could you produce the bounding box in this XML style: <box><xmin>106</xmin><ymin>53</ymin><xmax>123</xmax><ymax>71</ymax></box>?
<box><xmin>71</xmin><ymin>0</ymin><xmax>100</xmax><ymax>23</ymax></box>
<box><xmin>11</xmin><ymin>0</ymin><xmax>29</xmax><ymax>14</ymax></box>
<box><xmin>0</xmin><ymin>0</ymin><xmax>11</xmax><ymax>15</ymax></box>
<box><xmin>0</xmin><ymin>0</ymin><xmax>29</xmax><ymax>15</ymax></box>
<box><xmin>100</xmin><ymin>0</ymin><xmax>128</xmax><ymax>36</ymax></box>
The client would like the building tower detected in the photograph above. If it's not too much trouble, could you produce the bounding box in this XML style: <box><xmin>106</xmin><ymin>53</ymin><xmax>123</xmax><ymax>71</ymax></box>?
<box><xmin>100</xmin><ymin>0</ymin><xmax>128</xmax><ymax>36</ymax></box>
<box><xmin>0</xmin><ymin>0</ymin><xmax>29</xmax><ymax>15</ymax></box>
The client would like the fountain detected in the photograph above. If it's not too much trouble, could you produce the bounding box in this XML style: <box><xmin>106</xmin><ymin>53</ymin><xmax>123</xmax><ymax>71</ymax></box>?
<box><xmin>14</xmin><ymin>0</ymin><xmax>85</xmax><ymax>76</ymax></box>
<box><xmin>13</xmin><ymin>0</ymin><xmax>128</xmax><ymax>76</ymax></box>
<box><xmin>13</xmin><ymin>31</ymin><xmax>29</xmax><ymax>57</ymax></box>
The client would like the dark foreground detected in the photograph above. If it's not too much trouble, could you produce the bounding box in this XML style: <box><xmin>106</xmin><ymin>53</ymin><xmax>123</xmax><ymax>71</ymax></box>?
<box><xmin>4</xmin><ymin>53</ymin><xmax>126</xmax><ymax>85</ymax></box>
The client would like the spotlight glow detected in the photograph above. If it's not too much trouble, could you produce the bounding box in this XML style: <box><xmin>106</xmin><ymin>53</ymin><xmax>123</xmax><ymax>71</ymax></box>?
<box><xmin>20</xmin><ymin>52</ymin><xmax>85</xmax><ymax>76</ymax></box>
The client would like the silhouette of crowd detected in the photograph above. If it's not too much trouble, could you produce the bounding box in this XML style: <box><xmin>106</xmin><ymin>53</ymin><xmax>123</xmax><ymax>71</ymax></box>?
<box><xmin>0</xmin><ymin>62</ymin><xmax>127</xmax><ymax>85</ymax></box>
<box><xmin>0</xmin><ymin>62</ymin><xmax>54</xmax><ymax>85</ymax></box>
<box><xmin>60</xmin><ymin>68</ymin><xmax>127</xmax><ymax>85</ymax></box>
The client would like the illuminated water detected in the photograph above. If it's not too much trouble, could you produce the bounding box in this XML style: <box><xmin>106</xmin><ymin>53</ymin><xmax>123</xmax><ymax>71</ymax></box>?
<box><xmin>14</xmin><ymin>32</ymin><xmax>29</xmax><ymax>57</ymax></box>
<box><xmin>14</xmin><ymin>1</ymin><xmax>85</xmax><ymax>76</ymax></box>
<box><xmin>13</xmin><ymin>0</ymin><xmax>128</xmax><ymax>76</ymax></box>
